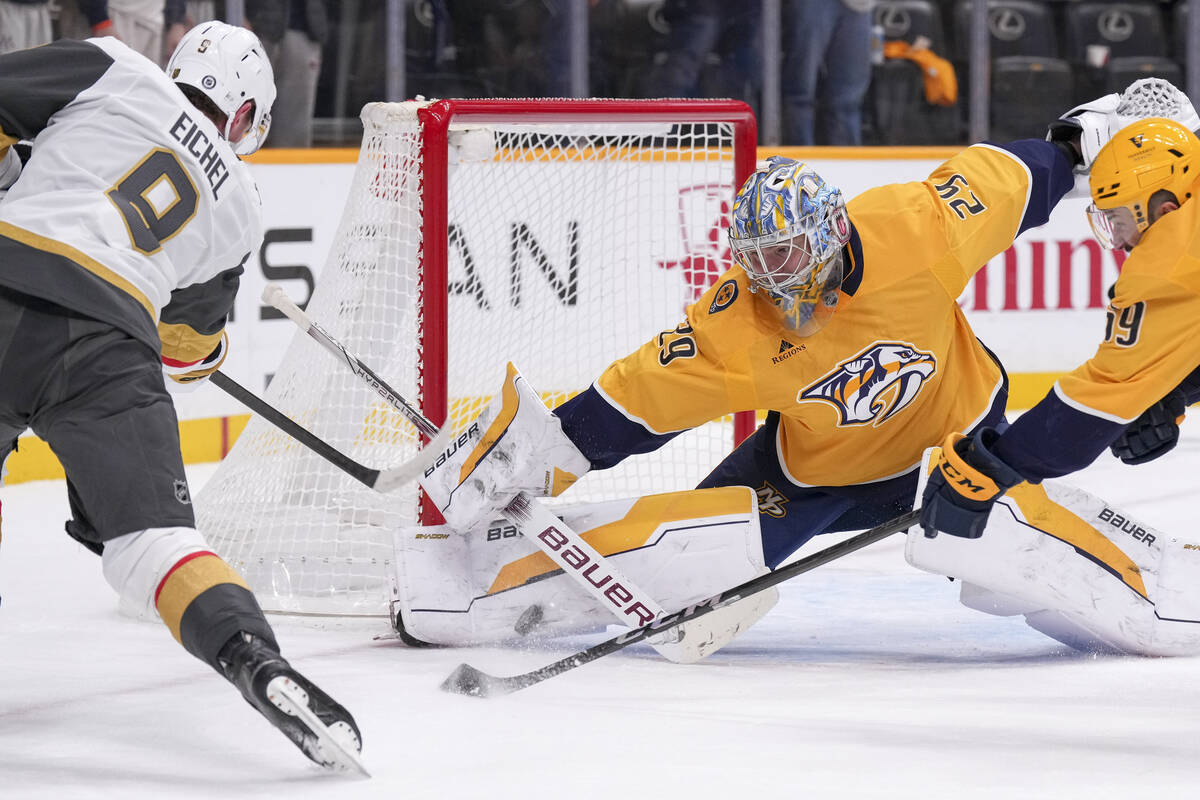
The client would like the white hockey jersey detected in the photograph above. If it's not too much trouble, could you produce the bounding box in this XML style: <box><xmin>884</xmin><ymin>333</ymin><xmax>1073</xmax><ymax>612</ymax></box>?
<box><xmin>0</xmin><ymin>37</ymin><xmax>261</xmax><ymax>361</ymax></box>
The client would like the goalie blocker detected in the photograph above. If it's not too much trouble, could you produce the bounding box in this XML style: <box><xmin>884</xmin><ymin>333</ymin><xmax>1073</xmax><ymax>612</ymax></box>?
<box><xmin>909</xmin><ymin>446</ymin><xmax>1200</xmax><ymax>656</ymax></box>
<box><xmin>390</xmin><ymin>486</ymin><xmax>778</xmax><ymax>652</ymax></box>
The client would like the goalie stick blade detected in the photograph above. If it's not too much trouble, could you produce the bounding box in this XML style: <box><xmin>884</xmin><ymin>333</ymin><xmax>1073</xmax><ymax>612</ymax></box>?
<box><xmin>266</xmin><ymin>676</ymin><xmax>372</xmax><ymax>777</ymax></box>
<box><xmin>440</xmin><ymin>663</ymin><xmax>525</xmax><ymax>699</ymax></box>
<box><xmin>437</xmin><ymin>510</ymin><xmax>920</xmax><ymax>697</ymax></box>
<box><xmin>371</xmin><ymin>425</ymin><xmax>454</xmax><ymax>493</ymax></box>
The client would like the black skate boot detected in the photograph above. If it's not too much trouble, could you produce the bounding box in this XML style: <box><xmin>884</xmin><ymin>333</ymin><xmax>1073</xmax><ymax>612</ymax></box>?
<box><xmin>218</xmin><ymin>632</ymin><xmax>368</xmax><ymax>775</ymax></box>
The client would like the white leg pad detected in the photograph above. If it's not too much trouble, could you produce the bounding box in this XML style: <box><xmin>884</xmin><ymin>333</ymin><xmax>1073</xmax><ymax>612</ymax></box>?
<box><xmin>101</xmin><ymin>527</ymin><xmax>211</xmax><ymax>621</ymax></box>
<box><xmin>907</xmin><ymin>471</ymin><xmax>1200</xmax><ymax>656</ymax></box>
<box><xmin>391</xmin><ymin>486</ymin><xmax>773</xmax><ymax>647</ymax></box>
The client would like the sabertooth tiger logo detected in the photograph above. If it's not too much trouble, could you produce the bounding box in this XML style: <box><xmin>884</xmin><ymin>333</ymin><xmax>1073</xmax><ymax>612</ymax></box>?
<box><xmin>798</xmin><ymin>342</ymin><xmax>937</xmax><ymax>426</ymax></box>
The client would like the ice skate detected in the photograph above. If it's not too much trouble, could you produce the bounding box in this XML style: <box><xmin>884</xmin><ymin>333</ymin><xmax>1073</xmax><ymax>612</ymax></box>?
<box><xmin>218</xmin><ymin>632</ymin><xmax>368</xmax><ymax>776</ymax></box>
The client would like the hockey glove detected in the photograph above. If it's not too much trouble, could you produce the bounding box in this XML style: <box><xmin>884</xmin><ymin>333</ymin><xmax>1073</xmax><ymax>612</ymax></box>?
<box><xmin>422</xmin><ymin>362</ymin><xmax>591</xmax><ymax>532</ymax></box>
<box><xmin>920</xmin><ymin>428</ymin><xmax>1023</xmax><ymax>540</ymax></box>
<box><xmin>162</xmin><ymin>331</ymin><xmax>228</xmax><ymax>389</ymax></box>
<box><xmin>1110</xmin><ymin>387</ymin><xmax>1187</xmax><ymax>465</ymax></box>
<box><xmin>1047</xmin><ymin>78</ymin><xmax>1200</xmax><ymax>175</ymax></box>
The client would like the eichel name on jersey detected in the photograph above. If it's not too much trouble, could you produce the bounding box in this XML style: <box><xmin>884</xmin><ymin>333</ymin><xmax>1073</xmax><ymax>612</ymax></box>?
<box><xmin>169</xmin><ymin>111</ymin><xmax>232</xmax><ymax>200</ymax></box>
<box><xmin>0</xmin><ymin>37</ymin><xmax>262</xmax><ymax>367</ymax></box>
<box><xmin>555</xmin><ymin>140</ymin><xmax>1075</xmax><ymax>489</ymax></box>
<box><xmin>995</xmin><ymin>179</ymin><xmax>1200</xmax><ymax>482</ymax></box>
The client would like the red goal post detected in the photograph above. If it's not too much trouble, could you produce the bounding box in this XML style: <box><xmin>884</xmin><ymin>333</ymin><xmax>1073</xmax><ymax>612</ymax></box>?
<box><xmin>197</xmin><ymin>98</ymin><xmax>760</xmax><ymax>617</ymax></box>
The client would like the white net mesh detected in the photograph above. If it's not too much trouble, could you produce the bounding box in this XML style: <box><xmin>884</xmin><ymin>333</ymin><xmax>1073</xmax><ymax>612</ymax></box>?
<box><xmin>197</xmin><ymin>99</ymin><xmax>754</xmax><ymax>616</ymax></box>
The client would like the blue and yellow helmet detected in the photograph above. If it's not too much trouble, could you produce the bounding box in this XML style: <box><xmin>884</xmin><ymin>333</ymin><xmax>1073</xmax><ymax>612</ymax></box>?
<box><xmin>728</xmin><ymin>157</ymin><xmax>851</xmax><ymax>333</ymax></box>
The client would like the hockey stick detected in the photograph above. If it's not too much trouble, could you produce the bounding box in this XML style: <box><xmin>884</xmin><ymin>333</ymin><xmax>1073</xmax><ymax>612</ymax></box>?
<box><xmin>441</xmin><ymin>508</ymin><xmax>920</xmax><ymax>698</ymax></box>
<box><xmin>210</xmin><ymin>370</ymin><xmax>448</xmax><ymax>493</ymax></box>
<box><xmin>262</xmin><ymin>283</ymin><xmax>746</xmax><ymax>664</ymax></box>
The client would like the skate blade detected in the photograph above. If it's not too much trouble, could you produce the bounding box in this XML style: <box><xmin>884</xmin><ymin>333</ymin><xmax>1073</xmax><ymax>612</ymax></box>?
<box><xmin>267</xmin><ymin>676</ymin><xmax>371</xmax><ymax>778</ymax></box>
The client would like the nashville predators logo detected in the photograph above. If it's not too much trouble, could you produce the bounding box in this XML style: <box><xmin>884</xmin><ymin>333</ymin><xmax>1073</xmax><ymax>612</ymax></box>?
<box><xmin>798</xmin><ymin>342</ymin><xmax>937</xmax><ymax>426</ymax></box>
<box><xmin>755</xmin><ymin>481</ymin><xmax>789</xmax><ymax>518</ymax></box>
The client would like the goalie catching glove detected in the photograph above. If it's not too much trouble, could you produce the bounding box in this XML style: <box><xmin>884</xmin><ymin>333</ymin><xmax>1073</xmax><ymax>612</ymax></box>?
<box><xmin>1047</xmin><ymin>77</ymin><xmax>1200</xmax><ymax>175</ymax></box>
<box><xmin>919</xmin><ymin>428</ymin><xmax>1024</xmax><ymax>540</ymax></box>
<box><xmin>422</xmin><ymin>362</ymin><xmax>591</xmax><ymax>532</ymax></box>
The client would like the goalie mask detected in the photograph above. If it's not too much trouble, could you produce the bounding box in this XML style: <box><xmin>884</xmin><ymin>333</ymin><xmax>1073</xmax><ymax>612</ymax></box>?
<box><xmin>729</xmin><ymin>157</ymin><xmax>851</xmax><ymax>335</ymax></box>
<box><xmin>166</xmin><ymin>20</ymin><xmax>276</xmax><ymax>156</ymax></box>
<box><xmin>1087</xmin><ymin>117</ymin><xmax>1200</xmax><ymax>251</ymax></box>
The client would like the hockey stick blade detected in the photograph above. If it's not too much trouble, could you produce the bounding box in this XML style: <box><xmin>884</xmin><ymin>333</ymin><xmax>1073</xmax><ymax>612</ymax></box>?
<box><xmin>212</xmin><ymin>371</ymin><xmax>446</xmax><ymax>493</ymax></box>
<box><xmin>440</xmin><ymin>509</ymin><xmax>920</xmax><ymax>698</ymax></box>
<box><xmin>440</xmin><ymin>662</ymin><xmax>518</xmax><ymax>699</ymax></box>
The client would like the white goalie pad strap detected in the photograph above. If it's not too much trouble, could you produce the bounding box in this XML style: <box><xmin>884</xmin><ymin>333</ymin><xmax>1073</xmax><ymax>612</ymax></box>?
<box><xmin>422</xmin><ymin>361</ymin><xmax>591</xmax><ymax>532</ymax></box>
<box><xmin>910</xmin><ymin>452</ymin><xmax>1200</xmax><ymax>655</ymax></box>
<box><xmin>391</xmin><ymin>486</ymin><xmax>772</xmax><ymax>646</ymax></box>
<box><xmin>101</xmin><ymin>526</ymin><xmax>211</xmax><ymax>621</ymax></box>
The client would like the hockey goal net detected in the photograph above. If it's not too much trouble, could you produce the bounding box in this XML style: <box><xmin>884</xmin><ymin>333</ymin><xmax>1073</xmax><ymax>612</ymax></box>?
<box><xmin>197</xmin><ymin>98</ymin><xmax>758</xmax><ymax>617</ymax></box>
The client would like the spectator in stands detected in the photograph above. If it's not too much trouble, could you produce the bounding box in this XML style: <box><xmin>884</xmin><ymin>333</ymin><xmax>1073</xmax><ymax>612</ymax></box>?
<box><xmin>0</xmin><ymin>0</ymin><xmax>52</xmax><ymax>54</ymax></box>
<box><xmin>247</xmin><ymin>0</ymin><xmax>328</xmax><ymax>148</ymax></box>
<box><xmin>643</xmin><ymin>0</ymin><xmax>760</xmax><ymax>108</ymax></box>
<box><xmin>58</xmin><ymin>1</ymin><xmax>176</xmax><ymax>67</ymax></box>
<box><xmin>783</xmin><ymin>0</ymin><xmax>873</xmax><ymax>145</ymax></box>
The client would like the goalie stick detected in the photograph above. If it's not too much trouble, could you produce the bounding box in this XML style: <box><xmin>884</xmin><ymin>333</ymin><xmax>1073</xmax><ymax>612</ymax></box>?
<box><xmin>261</xmin><ymin>283</ymin><xmax>755</xmax><ymax>664</ymax></box>
<box><xmin>441</xmin><ymin>509</ymin><xmax>920</xmax><ymax>698</ymax></box>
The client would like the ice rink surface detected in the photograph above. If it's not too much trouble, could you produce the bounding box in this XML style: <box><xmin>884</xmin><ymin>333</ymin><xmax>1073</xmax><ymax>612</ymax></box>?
<box><xmin>4</xmin><ymin>428</ymin><xmax>1200</xmax><ymax>800</ymax></box>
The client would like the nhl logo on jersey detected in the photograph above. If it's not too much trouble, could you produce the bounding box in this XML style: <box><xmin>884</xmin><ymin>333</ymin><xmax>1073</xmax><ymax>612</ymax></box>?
<box><xmin>201</xmin><ymin>75</ymin><xmax>217</xmax><ymax>90</ymax></box>
<box><xmin>173</xmin><ymin>479</ymin><xmax>192</xmax><ymax>505</ymax></box>
<box><xmin>709</xmin><ymin>279</ymin><xmax>738</xmax><ymax>314</ymax></box>
<box><xmin>797</xmin><ymin>341</ymin><xmax>937</xmax><ymax>426</ymax></box>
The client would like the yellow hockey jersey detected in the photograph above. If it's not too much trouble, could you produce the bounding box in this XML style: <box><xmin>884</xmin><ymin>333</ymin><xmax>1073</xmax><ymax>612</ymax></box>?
<box><xmin>995</xmin><ymin>183</ymin><xmax>1200</xmax><ymax>481</ymax></box>
<box><xmin>1058</xmin><ymin>196</ymin><xmax>1200</xmax><ymax>422</ymax></box>
<box><xmin>586</xmin><ymin>143</ymin><xmax>1046</xmax><ymax>487</ymax></box>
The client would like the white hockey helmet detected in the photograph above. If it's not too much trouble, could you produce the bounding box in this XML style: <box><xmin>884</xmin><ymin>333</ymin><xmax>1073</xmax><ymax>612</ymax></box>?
<box><xmin>166</xmin><ymin>20</ymin><xmax>276</xmax><ymax>155</ymax></box>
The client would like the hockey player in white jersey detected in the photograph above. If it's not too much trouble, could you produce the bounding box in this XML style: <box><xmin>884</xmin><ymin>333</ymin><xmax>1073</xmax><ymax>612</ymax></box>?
<box><xmin>0</xmin><ymin>22</ymin><xmax>364</xmax><ymax>773</ymax></box>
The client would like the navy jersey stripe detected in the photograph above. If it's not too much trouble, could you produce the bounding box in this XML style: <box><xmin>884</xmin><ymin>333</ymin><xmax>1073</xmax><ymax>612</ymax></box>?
<box><xmin>994</xmin><ymin>388</ymin><xmax>1126</xmax><ymax>482</ymax></box>
<box><xmin>994</xmin><ymin>139</ymin><xmax>1076</xmax><ymax>237</ymax></box>
<box><xmin>554</xmin><ymin>385</ymin><xmax>681</xmax><ymax>469</ymax></box>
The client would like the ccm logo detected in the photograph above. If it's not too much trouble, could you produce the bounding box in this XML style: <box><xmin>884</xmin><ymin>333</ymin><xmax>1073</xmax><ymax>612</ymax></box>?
<box><xmin>944</xmin><ymin>464</ymin><xmax>989</xmax><ymax>495</ymax></box>
<box><xmin>537</xmin><ymin>525</ymin><xmax>655</xmax><ymax>626</ymax></box>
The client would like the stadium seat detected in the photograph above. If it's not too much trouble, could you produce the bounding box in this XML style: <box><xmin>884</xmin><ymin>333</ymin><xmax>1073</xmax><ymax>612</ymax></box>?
<box><xmin>1063</xmin><ymin>2</ymin><xmax>1170</xmax><ymax>61</ymax></box>
<box><xmin>952</xmin><ymin>0</ymin><xmax>1059</xmax><ymax>60</ymax></box>
<box><xmin>990</xmin><ymin>56</ymin><xmax>1074</xmax><ymax>140</ymax></box>
<box><xmin>1062</xmin><ymin>2</ymin><xmax>1179</xmax><ymax>99</ymax></box>
<box><xmin>1173</xmin><ymin>2</ymin><xmax>1191</xmax><ymax>71</ymax></box>
<box><xmin>867</xmin><ymin>1</ymin><xmax>958</xmax><ymax>144</ymax></box>
<box><xmin>874</xmin><ymin>0</ymin><xmax>949</xmax><ymax>53</ymax></box>
<box><xmin>866</xmin><ymin>59</ymin><xmax>960</xmax><ymax>144</ymax></box>
<box><xmin>590</xmin><ymin>0</ymin><xmax>672</xmax><ymax>97</ymax></box>
<box><xmin>947</xmin><ymin>2</ymin><xmax>1071</xmax><ymax>141</ymax></box>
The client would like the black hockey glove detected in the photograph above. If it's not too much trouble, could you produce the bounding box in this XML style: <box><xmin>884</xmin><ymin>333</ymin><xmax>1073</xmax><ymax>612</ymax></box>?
<box><xmin>920</xmin><ymin>428</ymin><xmax>1024</xmax><ymax>540</ymax></box>
<box><xmin>1110</xmin><ymin>387</ymin><xmax>1187</xmax><ymax>465</ymax></box>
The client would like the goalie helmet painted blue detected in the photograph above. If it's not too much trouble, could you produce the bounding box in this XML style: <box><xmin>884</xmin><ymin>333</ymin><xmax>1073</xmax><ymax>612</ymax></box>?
<box><xmin>728</xmin><ymin>157</ymin><xmax>851</xmax><ymax>335</ymax></box>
